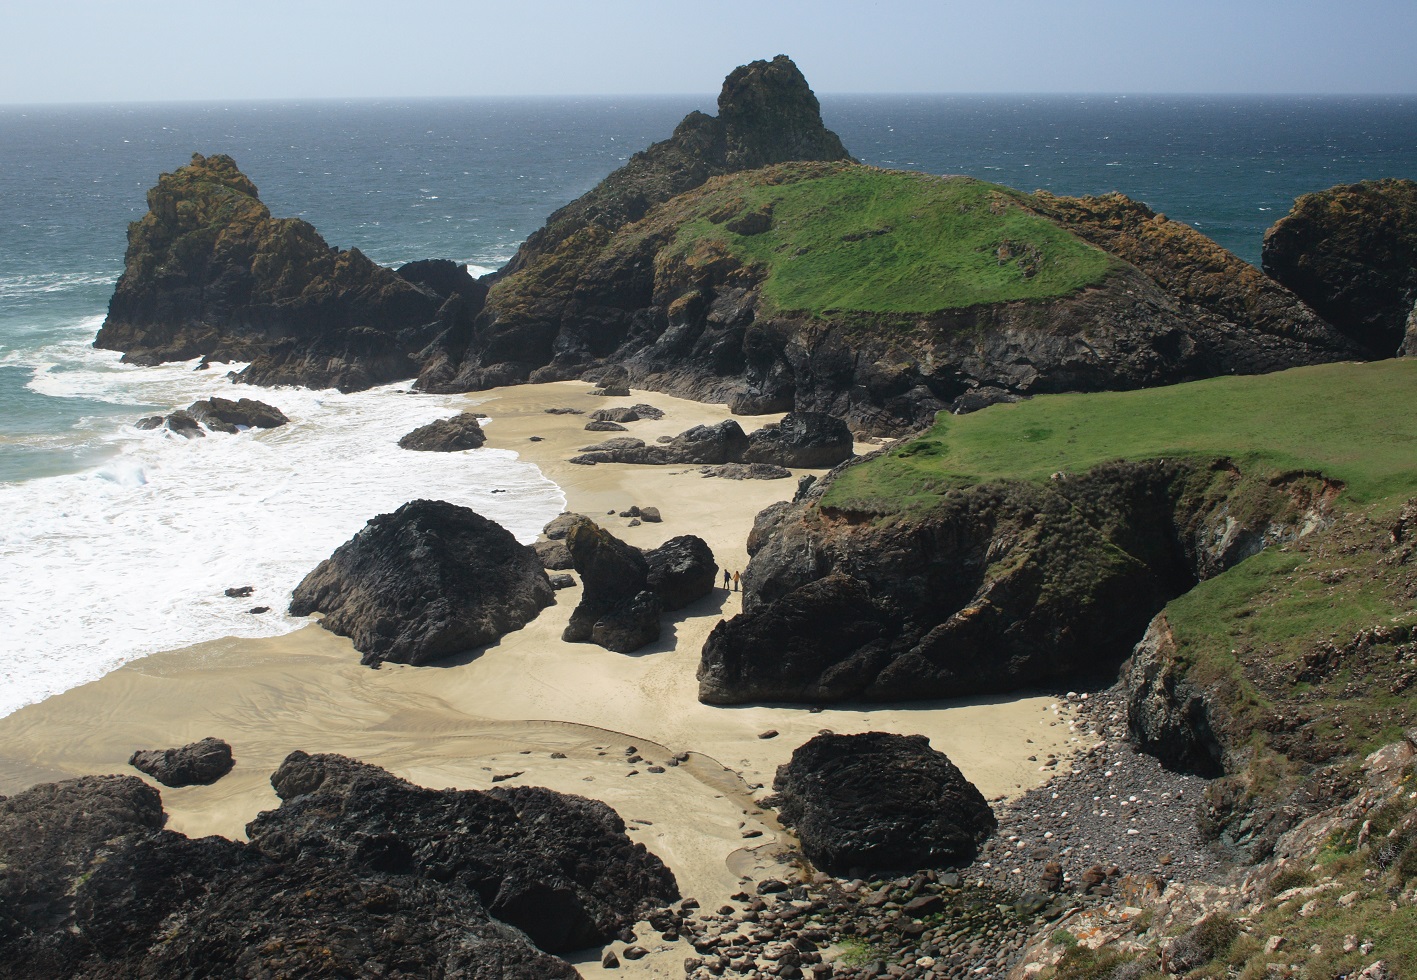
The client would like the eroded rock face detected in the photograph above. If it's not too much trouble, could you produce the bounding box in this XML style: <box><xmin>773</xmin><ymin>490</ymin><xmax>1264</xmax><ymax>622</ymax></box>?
<box><xmin>700</xmin><ymin>459</ymin><xmax>1341</xmax><ymax>705</ymax></box>
<box><xmin>772</xmin><ymin>732</ymin><xmax>996</xmax><ymax>875</ymax></box>
<box><xmin>561</xmin><ymin>517</ymin><xmax>659</xmax><ymax>651</ymax></box>
<box><xmin>289</xmin><ymin>499</ymin><xmax>554</xmax><ymax>666</ymax></box>
<box><xmin>0</xmin><ymin>754</ymin><xmax>675</xmax><ymax>976</ymax></box>
<box><xmin>1262</xmin><ymin>178</ymin><xmax>1417</xmax><ymax>356</ymax></box>
<box><xmin>644</xmin><ymin>535</ymin><xmax>717</xmax><ymax>610</ymax></box>
<box><xmin>129</xmin><ymin>737</ymin><xmax>235</xmax><ymax>787</ymax></box>
<box><xmin>1123</xmin><ymin>616</ymin><xmax>1224</xmax><ymax>776</ymax></box>
<box><xmin>398</xmin><ymin>411</ymin><xmax>487</xmax><ymax>451</ymax></box>
<box><xmin>94</xmin><ymin>153</ymin><xmax>476</xmax><ymax>392</ymax></box>
<box><xmin>742</xmin><ymin>412</ymin><xmax>854</xmax><ymax>468</ymax></box>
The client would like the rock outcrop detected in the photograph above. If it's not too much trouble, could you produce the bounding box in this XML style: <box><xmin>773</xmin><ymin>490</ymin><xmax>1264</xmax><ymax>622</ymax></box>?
<box><xmin>561</xmin><ymin>517</ymin><xmax>661</xmax><ymax>652</ymax></box>
<box><xmin>289</xmin><ymin>499</ymin><xmax>554</xmax><ymax>666</ymax></box>
<box><xmin>772</xmin><ymin>732</ymin><xmax>996</xmax><ymax>875</ymax></box>
<box><xmin>699</xmin><ymin>459</ymin><xmax>1340</xmax><ymax>704</ymax></box>
<box><xmin>398</xmin><ymin>411</ymin><xmax>487</xmax><ymax>451</ymax></box>
<box><xmin>1261</xmin><ymin>178</ymin><xmax>1417</xmax><ymax>356</ymax></box>
<box><xmin>0</xmin><ymin>753</ymin><xmax>677</xmax><ymax>976</ymax></box>
<box><xmin>186</xmin><ymin>396</ymin><xmax>289</xmax><ymax>431</ymax></box>
<box><xmin>1122</xmin><ymin>615</ymin><xmax>1224</xmax><ymax>776</ymax></box>
<box><xmin>94</xmin><ymin>153</ymin><xmax>481</xmax><ymax>392</ymax></box>
<box><xmin>255</xmin><ymin>751</ymin><xmax>679</xmax><ymax>953</ymax></box>
<box><xmin>128</xmin><ymin>736</ymin><xmax>235</xmax><ymax>787</ymax></box>
<box><xmin>560</xmin><ymin>518</ymin><xmax>717</xmax><ymax>651</ymax></box>
<box><xmin>644</xmin><ymin>535</ymin><xmax>718</xmax><ymax>610</ymax></box>
<box><xmin>415</xmin><ymin>55</ymin><xmax>854</xmax><ymax>394</ymax></box>
<box><xmin>571</xmin><ymin>420</ymin><xmax>750</xmax><ymax>466</ymax></box>
<box><xmin>742</xmin><ymin>412</ymin><xmax>854</xmax><ymax>468</ymax></box>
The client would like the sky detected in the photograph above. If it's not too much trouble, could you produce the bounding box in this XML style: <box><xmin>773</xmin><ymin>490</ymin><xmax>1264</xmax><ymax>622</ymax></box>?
<box><xmin>2</xmin><ymin>0</ymin><xmax>1414</xmax><ymax>104</ymax></box>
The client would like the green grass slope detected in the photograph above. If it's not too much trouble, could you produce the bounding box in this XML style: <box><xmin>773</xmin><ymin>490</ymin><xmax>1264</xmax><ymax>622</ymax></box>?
<box><xmin>825</xmin><ymin>358</ymin><xmax>1417</xmax><ymax>515</ymax></box>
<box><xmin>662</xmin><ymin>164</ymin><xmax>1119</xmax><ymax>314</ymax></box>
<box><xmin>826</xmin><ymin>358</ymin><xmax>1417</xmax><ymax>830</ymax></box>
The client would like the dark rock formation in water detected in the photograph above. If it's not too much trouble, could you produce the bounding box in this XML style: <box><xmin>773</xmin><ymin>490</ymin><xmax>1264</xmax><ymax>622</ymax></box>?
<box><xmin>94</xmin><ymin>153</ymin><xmax>480</xmax><ymax>392</ymax></box>
<box><xmin>772</xmin><ymin>732</ymin><xmax>996</xmax><ymax>875</ymax></box>
<box><xmin>186</xmin><ymin>396</ymin><xmax>289</xmax><ymax>432</ymax></box>
<box><xmin>398</xmin><ymin>411</ymin><xmax>487</xmax><ymax>451</ymax></box>
<box><xmin>289</xmin><ymin>499</ymin><xmax>554</xmax><ymax>666</ymax></box>
<box><xmin>128</xmin><ymin>736</ymin><xmax>235</xmax><ymax>787</ymax></box>
<box><xmin>0</xmin><ymin>753</ymin><xmax>677</xmax><ymax>977</ymax></box>
<box><xmin>699</xmin><ymin>460</ymin><xmax>1341</xmax><ymax>704</ymax></box>
<box><xmin>1262</xmin><ymin>178</ymin><xmax>1417</xmax><ymax>357</ymax></box>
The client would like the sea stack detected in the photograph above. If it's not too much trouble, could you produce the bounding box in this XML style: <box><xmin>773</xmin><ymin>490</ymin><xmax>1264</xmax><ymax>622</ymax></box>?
<box><xmin>95</xmin><ymin>153</ymin><xmax>484</xmax><ymax>391</ymax></box>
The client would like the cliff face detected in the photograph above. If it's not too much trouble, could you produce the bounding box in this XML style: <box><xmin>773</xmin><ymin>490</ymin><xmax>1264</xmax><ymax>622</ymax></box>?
<box><xmin>1262</xmin><ymin>178</ymin><xmax>1417</xmax><ymax>357</ymax></box>
<box><xmin>697</xmin><ymin>458</ymin><xmax>1338</xmax><ymax>706</ymax></box>
<box><xmin>95</xmin><ymin>154</ymin><xmax>483</xmax><ymax>392</ymax></box>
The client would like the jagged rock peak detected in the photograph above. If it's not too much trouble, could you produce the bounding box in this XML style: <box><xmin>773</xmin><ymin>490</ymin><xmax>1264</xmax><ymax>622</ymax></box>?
<box><xmin>715</xmin><ymin>55</ymin><xmax>852</xmax><ymax>170</ymax></box>
<box><xmin>491</xmin><ymin>55</ymin><xmax>852</xmax><ymax>281</ymax></box>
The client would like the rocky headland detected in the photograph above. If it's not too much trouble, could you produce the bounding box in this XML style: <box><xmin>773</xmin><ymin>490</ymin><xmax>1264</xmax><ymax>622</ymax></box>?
<box><xmin>94</xmin><ymin>153</ymin><xmax>483</xmax><ymax>391</ymax></box>
<box><xmin>1262</xmin><ymin>177</ymin><xmax>1417</xmax><ymax>357</ymax></box>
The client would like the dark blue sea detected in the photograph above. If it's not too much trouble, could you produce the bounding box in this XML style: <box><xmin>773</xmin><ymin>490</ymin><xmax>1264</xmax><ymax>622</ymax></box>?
<box><xmin>0</xmin><ymin>94</ymin><xmax>1413</xmax><ymax>714</ymax></box>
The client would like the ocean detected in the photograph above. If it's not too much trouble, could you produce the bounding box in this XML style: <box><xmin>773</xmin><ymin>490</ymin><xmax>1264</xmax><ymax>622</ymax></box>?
<box><xmin>1</xmin><ymin>94</ymin><xmax>1414</xmax><ymax>718</ymax></box>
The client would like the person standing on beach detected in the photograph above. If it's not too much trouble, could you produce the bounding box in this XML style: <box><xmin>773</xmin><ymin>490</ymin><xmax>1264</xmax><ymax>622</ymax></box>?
<box><xmin>732</xmin><ymin>570</ymin><xmax>740</xmax><ymax>592</ymax></box>
<box><xmin>723</xmin><ymin>568</ymin><xmax>731</xmax><ymax>590</ymax></box>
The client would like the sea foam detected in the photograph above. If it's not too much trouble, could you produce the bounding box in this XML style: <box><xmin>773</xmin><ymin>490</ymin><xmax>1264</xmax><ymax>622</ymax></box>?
<box><xmin>0</xmin><ymin>344</ymin><xmax>565</xmax><ymax>719</ymax></box>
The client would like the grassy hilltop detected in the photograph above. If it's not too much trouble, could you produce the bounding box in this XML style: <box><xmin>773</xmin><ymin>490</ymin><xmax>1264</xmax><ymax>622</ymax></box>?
<box><xmin>660</xmin><ymin>164</ymin><xmax>1119</xmax><ymax>314</ymax></box>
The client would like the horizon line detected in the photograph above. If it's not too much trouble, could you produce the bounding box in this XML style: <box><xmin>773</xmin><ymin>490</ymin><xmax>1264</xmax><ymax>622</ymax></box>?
<box><xmin>2</xmin><ymin>90</ymin><xmax>1415</xmax><ymax>110</ymax></box>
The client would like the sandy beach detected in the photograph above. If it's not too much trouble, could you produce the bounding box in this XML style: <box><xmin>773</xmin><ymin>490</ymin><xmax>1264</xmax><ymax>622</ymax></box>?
<box><xmin>0</xmin><ymin>381</ymin><xmax>1083</xmax><ymax>975</ymax></box>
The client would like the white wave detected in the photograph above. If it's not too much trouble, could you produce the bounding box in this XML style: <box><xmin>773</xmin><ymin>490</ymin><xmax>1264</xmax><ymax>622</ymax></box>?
<box><xmin>0</xmin><ymin>270</ymin><xmax>120</xmax><ymax>298</ymax></box>
<box><xmin>0</xmin><ymin>345</ymin><xmax>565</xmax><ymax>719</ymax></box>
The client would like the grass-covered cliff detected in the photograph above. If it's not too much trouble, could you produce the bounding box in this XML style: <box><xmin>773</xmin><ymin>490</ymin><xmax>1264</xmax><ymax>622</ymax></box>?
<box><xmin>444</xmin><ymin>156</ymin><xmax>1354</xmax><ymax>433</ymax></box>
<box><xmin>806</xmin><ymin>358</ymin><xmax>1417</xmax><ymax>836</ymax></box>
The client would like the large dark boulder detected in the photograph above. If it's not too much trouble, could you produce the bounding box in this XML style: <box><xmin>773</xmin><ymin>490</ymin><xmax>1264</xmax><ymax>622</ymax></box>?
<box><xmin>742</xmin><ymin>412</ymin><xmax>854</xmax><ymax>468</ymax></box>
<box><xmin>1262</xmin><ymin>178</ymin><xmax>1417</xmax><ymax>357</ymax></box>
<box><xmin>289</xmin><ymin>499</ymin><xmax>554</xmax><ymax>666</ymax></box>
<box><xmin>0</xmin><ymin>753</ymin><xmax>675</xmax><ymax>977</ymax></box>
<box><xmin>0</xmin><ymin>773</ymin><xmax>250</xmax><ymax>979</ymax></box>
<box><xmin>94</xmin><ymin>153</ymin><xmax>476</xmax><ymax>392</ymax></box>
<box><xmin>129</xmin><ymin>736</ymin><xmax>235</xmax><ymax>787</ymax></box>
<box><xmin>644</xmin><ymin>535</ymin><xmax>718</xmax><ymax>610</ymax></box>
<box><xmin>772</xmin><ymin>732</ymin><xmax>996</xmax><ymax>875</ymax></box>
<box><xmin>186</xmin><ymin>396</ymin><xmax>289</xmax><ymax>432</ymax></box>
<box><xmin>398</xmin><ymin>411</ymin><xmax>487</xmax><ymax>451</ymax></box>
<box><xmin>561</xmin><ymin>517</ymin><xmax>660</xmax><ymax>651</ymax></box>
<box><xmin>254</xmin><ymin>751</ymin><xmax>679</xmax><ymax>954</ymax></box>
